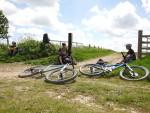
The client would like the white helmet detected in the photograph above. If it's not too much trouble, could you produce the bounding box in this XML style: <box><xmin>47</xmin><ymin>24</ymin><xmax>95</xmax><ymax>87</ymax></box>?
<box><xmin>126</xmin><ymin>44</ymin><xmax>132</xmax><ymax>48</ymax></box>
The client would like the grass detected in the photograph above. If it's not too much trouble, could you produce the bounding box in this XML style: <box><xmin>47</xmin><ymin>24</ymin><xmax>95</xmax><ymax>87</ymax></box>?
<box><xmin>0</xmin><ymin>47</ymin><xmax>150</xmax><ymax>113</ymax></box>
<box><xmin>0</xmin><ymin>39</ymin><xmax>113</xmax><ymax>65</ymax></box>
<box><xmin>131</xmin><ymin>55</ymin><xmax>150</xmax><ymax>70</ymax></box>
<box><xmin>25</xmin><ymin>47</ymin><xmax>113</xmax><ymax>65</ymax></box>
<box><xmin>0</xmin><ymin>44</ymin><xmax>113</xmax><ymax>65</ymax></box>
<box><xmin>0</xmin><ymin>75</ymin><xmax>150</xmax><ymax>113</ymax></box>
<box><xmin>0</xmin><ymin>56</ymin><xmax>150</xmax><ymax>113</ymax></box>
<box><xmin>72</xmin><ymin>47</ymin><xmax>114</xmax><ymax>61</ymax></box>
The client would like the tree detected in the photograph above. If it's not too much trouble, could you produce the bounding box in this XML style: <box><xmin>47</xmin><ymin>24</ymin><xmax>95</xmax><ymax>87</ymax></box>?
<box><xmin>0</xmin><ymin>10</ymin><xmax>9</xmax><ymax>46</ymax></box>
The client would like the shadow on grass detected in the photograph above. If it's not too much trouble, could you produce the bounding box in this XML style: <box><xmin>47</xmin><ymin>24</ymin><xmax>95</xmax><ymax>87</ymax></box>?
<box><xmin>44</xmin><ymin>79</ymin><xmax>77</xmax><ymax>85</ymax></box>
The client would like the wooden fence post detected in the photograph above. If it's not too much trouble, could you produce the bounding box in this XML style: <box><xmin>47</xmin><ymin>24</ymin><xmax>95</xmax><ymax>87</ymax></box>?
<box><xmin>89</xmin><ymin>44</ymin><xmax>91</xmax><ymax>48</ymax></box>
<box><xmin>68</xmin><ymin>33</ymin><xmax>72</xmax><ymax>56</ymax></box>
<box><xmin>138</xmin><ymin>30</ymin><xmax>143</xmax><ymax>59</ymax></box>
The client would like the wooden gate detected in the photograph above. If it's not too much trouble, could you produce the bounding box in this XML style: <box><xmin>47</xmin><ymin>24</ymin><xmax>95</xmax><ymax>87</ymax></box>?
<box><xmin>138</xmin><ymin>30</ymin><xmax>150</xmax><ymax>58</ymax></box>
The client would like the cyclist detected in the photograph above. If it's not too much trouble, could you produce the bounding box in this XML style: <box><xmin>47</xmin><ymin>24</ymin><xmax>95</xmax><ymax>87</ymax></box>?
<box><xmin>43</xmin><ymin>33</ymin><xmax>50</xmax><ymax>44</ymax></box>
<box><xmin>8</xmin><ymin>41</ymin><xmax>18</xmax><ymax>56</ymax></box>
<box><xmin>122</xmin><ymin>44</ymin><xmax>136</xmax><ymax>63</ymax></box>
<box><xmin>58</xmin><ymin>43</ymin><xmax>68</xmax><ymax>64</ymax></box>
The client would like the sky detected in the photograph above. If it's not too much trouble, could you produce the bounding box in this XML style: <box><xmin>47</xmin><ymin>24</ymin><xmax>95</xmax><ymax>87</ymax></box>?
<box><xmin>0</xmin><ymin>0</ymin><xmax>150</xmax><ymax>51</ymax></box>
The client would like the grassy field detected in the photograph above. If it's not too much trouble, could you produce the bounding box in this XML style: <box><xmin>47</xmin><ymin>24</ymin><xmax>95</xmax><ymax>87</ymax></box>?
<box><xmin>72</xmin><ymin>47</ymin><xmax>113</xmax><ymax>61</ymax></box>
<box><xmin>0</xmin><ymin>76</ymin><xmax>150</xmax><ymax>113</ymax></box>
<box><xmin>0</xmin><ymin>55</ymin><xmax>150</xmax><ymax>113</ymax></box>
<box><xmin>132</xmin><ymin>55</ymin><xmax>150</xmax><ymax>70</ymax></box>
<box><xmin>0</xmin><ymin>46</ymin><xmax>113</xmax><ymax>65</ymax></box>
<box><xmin>25</xmin><ymin>47</ymin><xmax>113</xmax><ymax>65</ymax></box>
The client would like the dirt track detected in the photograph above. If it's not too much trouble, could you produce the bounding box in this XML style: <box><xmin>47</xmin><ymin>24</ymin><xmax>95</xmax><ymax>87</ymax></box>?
<box><xmin>78</xmin><ymin>53</ymin><xmax>122</xmax><ymax>66</ymax></box>
<box><xmin>0</xmin><ymin>53</ymin><xmax>122</xmax><ymax>79</ymax></box>
<box><xmin>0</xmin><ymin>63</ymin><xmax>31</xmax><ymax>79</ymax></box>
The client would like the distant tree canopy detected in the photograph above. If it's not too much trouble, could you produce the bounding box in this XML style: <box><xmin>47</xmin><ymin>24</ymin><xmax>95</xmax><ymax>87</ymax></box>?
<box><xmin>0</xmin><ymin>10</ymin><xmax>9</xmax><ymax>45</ymax></box>
<box><xmin>0</xmin><ymin>10</ymin><xmax>9</xmax><ymax>38</ymax></box>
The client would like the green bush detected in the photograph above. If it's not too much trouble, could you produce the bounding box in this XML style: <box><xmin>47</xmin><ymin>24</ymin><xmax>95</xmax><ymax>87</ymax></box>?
<box><xmin>18</xmin><ymin>39</ymin><xmax>57</xmax><ymax>59</ymax></box>
<box><xmin>0</xmin><ymin>39</ymin><xmax>114</xmax><ymax>64</ymax></box>
<box><xmin>0</xmin><ymin>39</ymin><xmax>58</xmax><ymax>63</ymax></box>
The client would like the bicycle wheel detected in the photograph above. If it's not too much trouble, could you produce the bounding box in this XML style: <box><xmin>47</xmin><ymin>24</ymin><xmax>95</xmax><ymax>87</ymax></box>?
<box><xmin>18</xmin><ymin>65</ymin><xmax>44</xmax><ymax>78</ymax></box>
<box><xmin>79</xmin><ymin>64</ymin><xmax>104</xmax><ymax>76</ymax></box>
<box><xmin>44</xmin><ymin>68</ymin><xmax>77</xmax><ymax>84</ymax></box>
<box><xmin>120</xmin><ymin>65</ymin><xmax>149</xmax><ymax>81</ymax></box>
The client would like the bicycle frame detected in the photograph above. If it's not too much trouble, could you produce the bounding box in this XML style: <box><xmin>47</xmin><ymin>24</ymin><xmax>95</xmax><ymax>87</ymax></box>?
<box><xmin>40</xmin><ymin>63</ymin><xmax>70</xmax><ymax>73</ymax></box>
<box><xmin>104</xmin><ymin>63</ymin><xmax>125</xmax><ymax>70</ymax></box>
<box><xmin>100</xmin><ymin>52</ymin><xmax>134</xmax><ymax>72</ymax></box>
<box><xmin>42</xmin><ymin>55</ymin><xmax>75</xmax><ymax>73</ymax></box>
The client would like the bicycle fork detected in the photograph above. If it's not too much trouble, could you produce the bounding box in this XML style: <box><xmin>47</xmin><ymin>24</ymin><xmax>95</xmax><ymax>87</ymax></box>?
<box><xmin>125</xmin><ymin>64</ymin><xmax>138</xmax><ymax>77</ymax></box>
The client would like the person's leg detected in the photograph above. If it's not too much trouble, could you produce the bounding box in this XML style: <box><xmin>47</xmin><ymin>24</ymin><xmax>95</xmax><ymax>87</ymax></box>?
<box><xmin>10</xmin><ymin>50</ymin><xmax>13</xmax><ymax>56</ymax></box>
<box><xmin>12</xmin><ymin>48</ymin><xmax>17</xmax><ymax>56</ymax></box>
<box><xmin>124</xmin><ymin>56</ymin><xmax>132</xmax><ymax>63</ymax></box>
<box><xmin>14</xmin><ymin>47</ymin><xmax>18</xmax><ymax>55</ymax></box>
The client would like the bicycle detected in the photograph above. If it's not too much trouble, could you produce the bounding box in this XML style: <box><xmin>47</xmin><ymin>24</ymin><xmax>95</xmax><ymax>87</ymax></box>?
<box><xmin>79</xmin><ymin>52</ymin><xmax>150</xmax><ymax>81</ymax></box>
<box><xmin>18</xmin><ymin>57</ymin><xmax>78</xmax><ymax>84</ymax></box>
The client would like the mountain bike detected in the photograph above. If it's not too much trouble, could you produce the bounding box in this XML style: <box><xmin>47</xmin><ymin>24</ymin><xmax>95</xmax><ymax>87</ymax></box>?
<box><xmin>79</xmin><ymin>53</ymin><xmax>149</xmax><ymax>81</ymax></box>
<box><xmin>18</xmin><ymin>57</ymin><xmax>77</xmax><ymax>84</ymax></box>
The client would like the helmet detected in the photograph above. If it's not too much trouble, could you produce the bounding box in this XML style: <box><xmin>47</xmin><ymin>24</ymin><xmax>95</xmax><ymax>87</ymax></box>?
<box><xmin>62</xmin><ymin>43</ymin><xmax>66</xmax><ymax>46</ymax></box>
<box><xmin>12</xmin><ymin>41</ymin><xmax>16</xmax><ymax>44</ymax></box>
<box><xmin>126</xmin><ymin>44</ymin><xmax>132</xmax><ymax>48</ymax></box>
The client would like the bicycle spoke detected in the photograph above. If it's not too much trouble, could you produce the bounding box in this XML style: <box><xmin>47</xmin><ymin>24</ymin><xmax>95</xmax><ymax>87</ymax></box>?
<box><xmin>120</xmin><ymin>66</ymin><xmax>149</xmax><ymax>80</ymax></box>
<box><xmin>80</xmin><ymin>64</ymin><xmax>104</xmax><ymax>76</ymax></box>
<box><xmin>45</xmin><ymin>68</ymin><xmax>77</xmax><ymax>83</ymax></box>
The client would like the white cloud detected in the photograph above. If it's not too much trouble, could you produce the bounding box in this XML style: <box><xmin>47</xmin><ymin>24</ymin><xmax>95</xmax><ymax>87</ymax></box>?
<box><xmin>16</xmin><ymin>27</ymin><xmax>45</xmax><ymax>41</ymax></box>
<box><xmin>1</xmin><ymin>0</ymin><xmax>150</xmax><ymax>51</ymax></box>
<box><xmin>0</xmin><ymin>0</ymin><xmax>17</xmax><ymax>15</ymax></box>
<box><xmin>0</xmin><ymin>0</ymin><xmax>79</xmax><ymax>45</ymax></box>
<box><xmin>141</xmin><ymin>0</ymin><xmax>150</xmax><ymax>13</ymax></box>
<box><xmin>0</xmin><ymin>0</ymin><xmax>60</xmax><ymax>27</ymax></box>
<box><xmin>81</xmin><ymin>1</ymin><xmax>150</xmax><ymax>51</ymax></box>
<box><xmin>8</xmin><ymin>25</ymin><xmax>16</xmax><ymax>36</ymax></box>
<box><xmin>82</xmin><ymin>1</ymin><xmax>139</xmax><ymax>36</ymax></box>
<box><xmin>9</xmin><ymin>0</ymin><xmax>58</xmax><ymax>7</ymax></box>
<box><xmin>32</xmin><ymin>15</ymin><xmax>52</xmax><ymax>26</ymax></box>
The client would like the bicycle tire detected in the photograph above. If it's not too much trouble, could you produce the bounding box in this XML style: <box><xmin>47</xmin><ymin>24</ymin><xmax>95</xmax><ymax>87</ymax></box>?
<box><xmin>18</xmin><ymin>65</ymin><xmax>44</xmax><ymax>78</ymax></box>
<box><xmin>44</xmin><ymin>68</ymin><xmax>77</xmax><ymax>84</ymax></box>
<box><xmin>120</xmin><ymin>65</ymin><xmax>150</xmax><ymax>81</ymax></box>
<box><xmin>79</xmin><ymin>64</ymin><xmax>104</xmax><ymax>76</ymax></box>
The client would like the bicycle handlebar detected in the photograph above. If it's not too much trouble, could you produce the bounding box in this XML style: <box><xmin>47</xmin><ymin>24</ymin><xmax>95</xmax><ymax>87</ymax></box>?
<box><xmin>121</xmin><ymin>52</ymin><xmax>126</xmax><ymax>60</ymax></box>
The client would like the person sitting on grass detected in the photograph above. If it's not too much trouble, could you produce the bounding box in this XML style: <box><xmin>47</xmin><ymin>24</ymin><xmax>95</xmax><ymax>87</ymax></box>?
<box><xmin>121</xmin><ymin>44</ymin><xmax>136</xmax><ymax>63</ymax></box>
<box><xmin>58</xmin><ymin>43</ymin><xmax>68</xmax><ymax>64</ymax></box>
<box><xmin>8</xmin><ymin>41</ymin><xmax>18</xmax><ymax>56</ymax></box>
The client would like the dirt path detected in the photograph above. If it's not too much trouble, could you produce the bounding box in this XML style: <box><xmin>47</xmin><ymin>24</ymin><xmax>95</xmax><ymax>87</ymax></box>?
<box><xmin>0</xmin><ymin>53</ymin><xmax>122</xmax><ymax>79</ymax></box>
<box><xmin>78</xmin><ymin>53</ymin><xmax>122</xmax><ymax>66</ymax></box>
<box><xmin>0</xmin><ymin>63</ymin><xmax>31</xmax><ymax>79</ymax></box>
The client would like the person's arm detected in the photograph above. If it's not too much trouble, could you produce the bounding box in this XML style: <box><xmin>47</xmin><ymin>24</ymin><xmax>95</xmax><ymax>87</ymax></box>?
<box><xmin>125</xmin><ymin>50</ymin><xmax>131</xmax><ymax>57</ymax></box>
<box><xmin>59</xmin><ymin>56</ymin><xmax>63</xmax><ymax>64</ymax></box>
<box><xmin>127</xmin><ymin>49</ymin><xmax>135</xmax><ymax>57</ymax></box>
<box><xmin>58</xmin><ymin>48</ymin><xmax>63</xmax><ymax>64</ymax></box>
